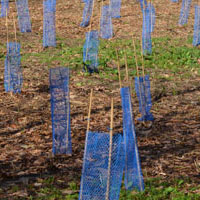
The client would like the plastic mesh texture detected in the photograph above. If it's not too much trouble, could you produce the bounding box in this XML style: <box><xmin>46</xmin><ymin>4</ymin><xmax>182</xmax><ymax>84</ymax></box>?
<box><xmin>142</xmin><ymin>5</ymin><xmax>152</xmax><ymax>55</ymax></box>
<box><xmin>43</xmin><ymin>0</ymin><xmax>56</xmax><ymax>47</ymax></box>
<box><xmin>80</xmin><ymin>0</ymin><xmax>93</xmax><ymax>27</ymax></box>
<box><xmin>50</xmin><ymin>67</ymin><xmax>72</xmax><ymax>155</ymax></box>
<box><xmin>120</xmin><ymin>87</ymin><xmax>145</xmax><ymax>191</ymax></box>
<box><xmin>134</xmin><ymin>75</ymin><xmax>154</xmax><ymax>121</ymax></box>
<box><xmin>193</xmin><ymin>5</ymin><xmax>200</xmax><ymax>46</ymax></box>
<box><xmin>83</xmin><ymin>30</ymin><xmax>99</xmax><ymax>73</ymax></box>
<box><xmin>100</xmin><ymin>5</ymin><xmax>113</xmax><ymax>39</ymax></box>
<box><xmin>16</xmin><ymin>0</ymin><xmax>32</xmax><ymax>33</ymax></box>
<box><xmin>147</xmin><ymin>3</ymin><xmax>155</xmax><ymax>33</ymax></box>
<box><xmin>79</xmin><ymin>131</ymin><xmax>125</xmax><ymax>200</ymax></box>
<box><xmin>179</xmin><ymin>0</ymin><xmax>192</xmax><ymax>25</ymax></box>
<box><xmin>139</xmin><ymin>0</ymin><xmax>147</xmax><ymax>10</ymax></box>
<box><xmin>0</xmin><ymin>0</ymin><xmax>9</xmax><ymax>17</ymax></box>
<box><xmin>110</xmin><ymin>0</ymin><xmax>121</xmax><ymax>18</ymax></box>
<box><xmin>4</xmin><ymin>42</ymin><xmax>23</xmax><ymax>93</ymax></box>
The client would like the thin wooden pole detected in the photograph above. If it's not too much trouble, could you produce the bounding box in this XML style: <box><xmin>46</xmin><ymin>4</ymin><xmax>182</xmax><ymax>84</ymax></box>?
<box><xmin>133</xmin><ymin>37</ymin><xmax>146</xmax><ymax>120</ymax></box>
<box><xmin>66</xmin><ymin>68</ymin><xmax>70</xmax><ymax>152</ymax></box>
<box><xmin>115</xmin><ymin>49</ymin><xmax>122</xmax><ymax>88</ymax></box>
<box><xmin>106</xmin><ymin>98</ymin><xmax>114</xmax><ymax>200</ymax></box>
<box><xmin>5</xmin><ymin>9</ymin><xmax>11</xmax><ymax>93</ymax></box>
<box><xmin>87</xmin><ymin>89</ymin><xmax>93</xmax><ymax>133</ymax></box>
<box><xmin>99</xmin><ymin>0</ymin><xmax>103</xmax><ymax>32</ymax></box>
<box><xmin>140</xmin><ymin>38</ymin><xmax>145</xmax><ymax>78</ymax></box>
<box><xmin>12</xmin><ymin>14</ymin><xmax>17</xmax><ymax>43</ymax></box>
<box><xmin>132</xmin><ymin>37</ymin><xmax>140</xmax><ymax>77</ymax></box>
<box><xmin>6</xmin><ymin>10</ymin><xmax>9</xmax><ymax>45</ymax></box>
<box><xmin>124</xmin><ymin>50</ymin><xmax>129</xmax><ymax>84</ymax></box>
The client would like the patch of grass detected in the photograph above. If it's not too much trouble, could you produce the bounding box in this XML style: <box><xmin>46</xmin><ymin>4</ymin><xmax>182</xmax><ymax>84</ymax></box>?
<box><xmin>120</xmin><ymin>177</ymin><xmax>200</xmax><ymax>200</ymax></box>
<box><xmin>21</xmin><ymin>36</ymin><xmax>200</xmax><ymax>81</ymax></box>
<box><xmin>26</xmin><ymin>177</ymin><xmax>200</xmax><ymax>200</ymax></box>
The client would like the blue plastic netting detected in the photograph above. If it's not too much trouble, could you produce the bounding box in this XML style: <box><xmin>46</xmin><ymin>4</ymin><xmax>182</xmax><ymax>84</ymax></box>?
<box><xmin>83</xmin><ymin>30</ymin><xmax>99</xmax><ymax>73</ymax></box>
<box><xmin>80</xmin><ymin>0</ymin><xmax>93</xmax><ymax>27</ymax></box>
<box><xmin>139</xmin><ymin>0</ymin><xmax>147</xmax><ymax>10</ymax></box>
<box><xmin>135</xmin><ymin>75</ymin><xmax>154</xmax><ymax>121</ymax></box>
<box><xmin>4</xmin><ymin>42</ymin><xmax>23</xmax><ymax>93</ymax></box>
<box><xmin>16</xmin><ymin>0</ymin><xmax>32</xmax><ymax>33</ymax></box>
<box><xmin>50</xmin><ymin>67</ymin><xmax>72</xmax><ymax>155</ymax></box>
<box><xmin>120</xmin><ymin>87</ymin><xmax>144</xmax><ymax>191</ymax></box>
<box><xmin>142</xmin><ymin>5</ymin><xmax>152</xmax><ymax>55</ymax></box>
<box><xmin>79</xmin><ymin>131</ymin><xmax>124</xmax><ymax>200</ymax></box>
<box><xmin>193</xmin><ymin>5</ymin><xmax>200</xmax><ymax>46</ymax></box>
<box><xmin>43</xmin><ymin>0</ymin><xmax>56</xmax><ymax>47</ymax></box>
<box><xmin>171</xmin><ymin>0</ymin><xmax>178</xmax><ymax>2</ymax></box>
<box><xmin>0</xmin><ymin>0</ymin><xmax>9</xmax><ymax>17</ymax></box>
<box><xmin>110</xmin><ymin>0</ymin><xmax>121</xmax><ymax>18</ymax></box>
<box><xmin>147</xmin><ymin>2</ymin><xmax>155</xmax><ymax>33</ymax></box>
<box><xmin>179</xmin><ymin>0</ymin><xmax>192</xmax><ymax>25</ymax></box>
<box><xmin>100</xmin><ymin>5</ymin><xmax>113</xmax><ymax>39</ymax></box>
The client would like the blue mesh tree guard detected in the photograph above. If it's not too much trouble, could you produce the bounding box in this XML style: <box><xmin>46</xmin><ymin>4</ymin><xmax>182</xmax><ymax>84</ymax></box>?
<box><xmin>147</xmin><ymin>2</ymin><xmax>155</xmax><ymax>33</ymax></box>
<box><xmin>43</xmin><ymin>0</ymin><xmax>56</xmax><ymax>47</ymax></box>
<box><xmin>16</xmin><ymin>0</ymin><xmax>32</xmax><ymax>33</ymax></box>
<box><xmin>4</xmin><ymin>42</ymin><xmax>23</xmax><ymax>93</ymax></box>
<box><xmin>50</xmin><ymin>67</ymin><xmax>72</xmax><ymax>155</ymax></box>
<box><xmin>142</xmin><ymin>5</ymin><xmax>152</xmax><ymax>55</ymax></box>
<box><xmin>120</xmin><ymin>87</ymin><xmax>144</xmax><ymax>191</ymax></box>
<box><xmin>83</xmin><ymin>30</ymin><xmax>99</xmax><ymax>73</ymax></box>
<box><xmin>135</xmin><ymin>75</ymin><xmax>154</xmax><ymax>121</ymax></box>
<box><xmin>179</xmin><ymin>0</ymin><xmax>192</xmax><ymax>25</ymax></box>
<box><xmin>110</xmin><ymin>0</ymin><xmax>121</xmax><ymax>18</ymax></box>
<box><xmin>0</xmin><ymin>0</ymin><xmax>9</xmax><ymax>17</ymax></box>
<box><xmin>80</xmin><ymin>0</ymin><xmax>93</xmax><ymax>27</ymax></box>
<box><xmin>100</xmin><ymin>5</ymin><xmax>113</xmax><ymax>39</ymax></box>
<box><xmin>139</xmin><ymin>0</ymin><xmax>147</xmax><ymax>11</ymax></box>
<box><xmin>193</xmin><ymin>5</ymin><xmax>200</xmax><ymax>46</ymax></box>
<box><xmin>79</xmin><ymin>131</ymin><xmax>125</xmax><ymax>200</ymax></box>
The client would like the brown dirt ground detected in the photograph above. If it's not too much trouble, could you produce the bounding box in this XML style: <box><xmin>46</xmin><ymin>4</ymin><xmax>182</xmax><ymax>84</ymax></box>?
<box><xmin>0</xmin><ymin>0</ymin><xmax>200</xmax><ymax>198</ymax></box>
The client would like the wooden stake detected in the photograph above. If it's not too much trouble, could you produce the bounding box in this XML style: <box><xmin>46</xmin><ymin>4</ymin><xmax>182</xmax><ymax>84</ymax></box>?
<box><xmin>66</xmin><ymin>68</ymin><xmax>70</xmax><ymax>152</ymax></box>
<box><xmin>132</xmin><ymin>37</ymin><xmax>140</xmax><ymax>77</ymax></box>
<box><xmin>86</xmin><ymin>89</ymin><xmax>93</xmax><ymax>133</ymax></box>
<box><xmin>115</xmin><ymin>49</ymin><xmax>122</xmax><ymax>88</ymax></box>
<box><xmin>6</xmin><ymin>9</ymin><xmax>9</xmax><ymax>45</ymax></box>
<box><xmin>140</xmin><ymin>38</ymin><xmax>145</xmax><ymax>78</ymax></box>
<box><xmin>124</xmin><ymin>50</ymin><xmax>129</xmax><ymax>84</ymax></box>
<box><xmin>106</xmin><ymin>98</ymin><xmax>114</xmax><ymax>200</ymax></box>
<box><xmin>12</xmin><ymin>14</ymin><xmax>17</xmax><ymax>43</ymax></box>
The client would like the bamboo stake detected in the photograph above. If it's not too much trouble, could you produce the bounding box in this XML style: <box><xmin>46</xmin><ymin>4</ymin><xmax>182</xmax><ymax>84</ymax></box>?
<box><xmin>6</xmin><ymin>10</ymin><xmax>9</xmax><ymax>45</ymax></box>
<box><xmin>140</xmin><ymin>38</ymin><xmax>145</xmax><ymax>78</ymax></box>
<box><xmin>124</xmin><ymin>50</ymin><xmax>129</xmax><ymax>85</ymax></box>
<box><xmin>132</xmin><ymin>37</ymin><xmax>146</xmax><ymax>120</ymax></box>
<box><xmin>132</xmin><ymin>37</ymin><xmax>140</xmax><ymax>77</ymax></box>
<box><xmin>5</xmin><ymin>9</ymin><xmax>11</xmax><ymax>93</ymax></box>
<box><xmin>66</xmin><ymin>68</ymin><xmax>70</xmax><ymax>152</ymax></box>
<box><xmin>86</xmin><ymin>89</ymin><xmax>93</xmax><ymax>133</ymax></box>
<box><xmin>99</xmin><ymin>0</ymin><xmax>103</xmax><ymax>33</ymax></box>
<box><xmin>115</xmin><ymin>49</ymin><xmax>122</xmax><ymax>88</ymax></box>
<box><xmin>12</xmin><ymin>14</ymin><xmax>17</xmax><ymax>43</ymax></box>
<box><xmin>105</xmin><ymin>98</ymin><xmax>114</xmax><ymax>200</ymax></box>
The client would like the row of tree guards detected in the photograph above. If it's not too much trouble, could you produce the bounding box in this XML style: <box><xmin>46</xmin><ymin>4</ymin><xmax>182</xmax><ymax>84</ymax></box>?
<box><xmin>2</xmin><ymin>0</ymin><xmax>200</xmax><ymax>92</ymax></box>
